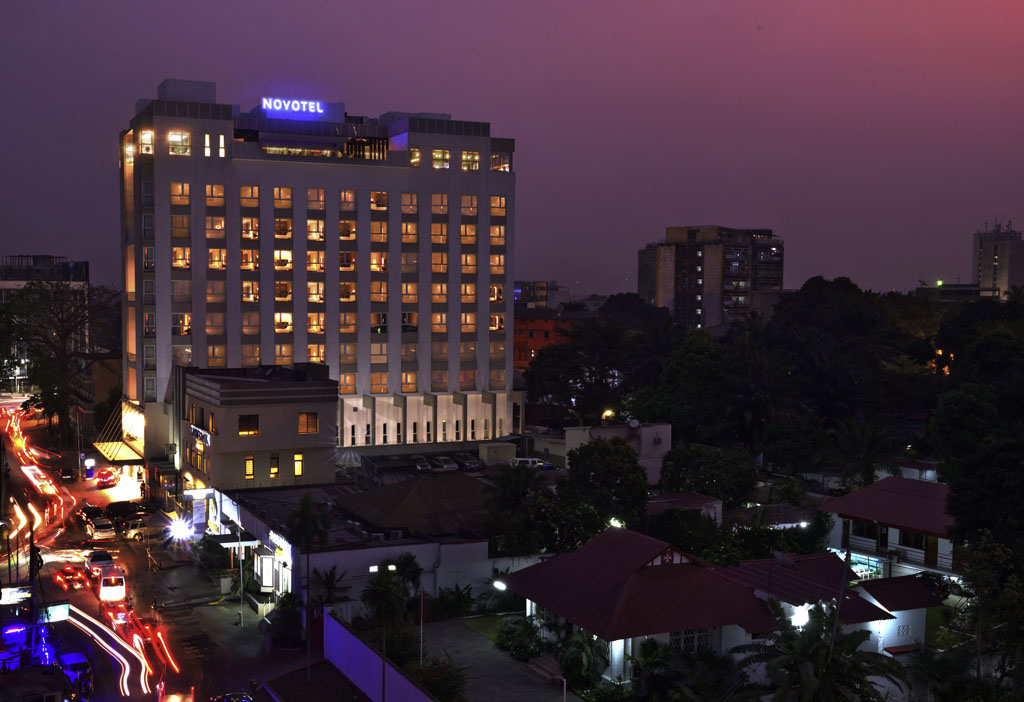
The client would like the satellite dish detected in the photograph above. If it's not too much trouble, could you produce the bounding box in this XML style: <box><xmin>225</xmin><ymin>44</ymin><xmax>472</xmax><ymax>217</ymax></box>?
<box><xmin>628</xmin><ymin>419</ymin><xmax>640</xmax><ymax>428</ymax></box>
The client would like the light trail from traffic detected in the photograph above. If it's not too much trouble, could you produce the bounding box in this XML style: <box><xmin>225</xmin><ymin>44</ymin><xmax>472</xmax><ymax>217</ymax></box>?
<box><xmin>155</xmin><ymin>630</ymin><xmax>181</xmax><ymax>674</ymax></box>
<box><xmin>68</xmin><ymin>612</ymin><xmax>132</xmax><ymax>697</ymax></box>
<box><xmin>70</xmin><ymin>604</ymin><xmax>152</xmax><ymax>696</ymax></box>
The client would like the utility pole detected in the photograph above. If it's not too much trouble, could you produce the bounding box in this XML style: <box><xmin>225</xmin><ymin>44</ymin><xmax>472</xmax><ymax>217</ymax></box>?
<box><xmin>237</xmin><ymin>518</ymin><xmax>243</xmax><ymax>628</ymax></box>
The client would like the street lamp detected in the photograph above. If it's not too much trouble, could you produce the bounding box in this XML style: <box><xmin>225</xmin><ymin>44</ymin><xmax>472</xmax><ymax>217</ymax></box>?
<box><xmin>492</xmin><ymin>580</ymin><xmax>507</xmax><ymax>591</ymax></box>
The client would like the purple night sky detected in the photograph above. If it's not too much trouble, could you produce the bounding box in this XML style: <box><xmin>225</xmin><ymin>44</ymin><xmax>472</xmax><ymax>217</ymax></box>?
<box><xmin>3</xmin><ymin>1</ymin><xmax>1024</xmax><ymax>295</ymax></box>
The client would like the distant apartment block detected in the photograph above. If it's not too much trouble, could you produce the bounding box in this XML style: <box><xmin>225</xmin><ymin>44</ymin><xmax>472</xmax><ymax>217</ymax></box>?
<box><xmin>512</xmin><ymin>305</ymin><xmax>591</xmax><ymax>371</ymax></box>
<box><xmin>0</xmin><ymin>255</ymin><xmax>90</xmax><ymax>392</ymax></box>
<box><xmin>971</xmin><ymin>221</ymin><xmax>1024</xmax><ymax>300</ymax></box>
<box><xmin>513</xmin><ymin>280</ymin><xmax>570</xmax><ymax>309</ymax></box>
<box><xmin>637</xmin><ymin>225</ymin><xmax>783</xmax><ymax>328</ymax></box>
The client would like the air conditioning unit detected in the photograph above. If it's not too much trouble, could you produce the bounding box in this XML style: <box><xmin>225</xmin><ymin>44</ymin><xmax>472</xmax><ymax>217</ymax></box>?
<box><xmin>371</xmin><ymin>533</ymin><xmax>384</xmax><ymax>542</ymax></box>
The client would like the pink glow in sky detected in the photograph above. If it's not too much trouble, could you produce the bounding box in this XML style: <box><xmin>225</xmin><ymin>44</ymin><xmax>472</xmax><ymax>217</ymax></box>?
<box><xmin>3</xmin><ymin>0</ymin><xmax>1024</xmax><ymax>295</ymax></box>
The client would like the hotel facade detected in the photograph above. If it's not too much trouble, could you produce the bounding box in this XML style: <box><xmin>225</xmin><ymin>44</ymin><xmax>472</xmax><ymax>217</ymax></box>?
<box><xmin>119</xmin><ymin>80</ymin><xmax>518</xmax><ymax>480</ymax></box>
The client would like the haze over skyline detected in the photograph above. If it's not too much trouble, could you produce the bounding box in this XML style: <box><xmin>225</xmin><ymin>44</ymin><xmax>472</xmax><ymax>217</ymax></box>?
<box><xmin>3</xmin><ymin>0</ymin><xmax>1023</xmax><ymax>295</ymax></box>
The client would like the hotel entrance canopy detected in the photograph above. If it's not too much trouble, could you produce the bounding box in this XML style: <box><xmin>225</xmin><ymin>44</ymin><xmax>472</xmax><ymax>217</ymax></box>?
<box><xmin>93</xmin><ymin>441</ymin><xmax>144</xmax><ymax>464</ymax></box>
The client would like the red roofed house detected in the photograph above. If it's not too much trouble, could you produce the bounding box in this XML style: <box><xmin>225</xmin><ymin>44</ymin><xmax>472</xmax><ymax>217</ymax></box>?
<box><xmin>818</xmin><ymin>477</ymin><xmax>962</xmax><ymax>581</ymax></box>
<box><xmin>502</xmin><ymin>529</ymin><xmax>933</xmax><ymax>686</ymax></box>
<box><xmin>503</xmin><ymin>529</ymin><xmax>775</xmax><ymax>682</ymax></box>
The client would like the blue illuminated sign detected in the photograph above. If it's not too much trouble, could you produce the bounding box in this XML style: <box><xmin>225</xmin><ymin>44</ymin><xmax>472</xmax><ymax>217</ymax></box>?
<box><xmin>261</xmin><ymin>97</ymin><xmax>325</xmax><ymax>116</ymax></box>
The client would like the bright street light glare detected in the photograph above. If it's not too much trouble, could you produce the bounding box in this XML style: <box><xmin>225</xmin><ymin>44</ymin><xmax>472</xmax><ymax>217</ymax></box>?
<box><xmin>169</xmin><ymin>519</ymin><xmax>192</xmax><ymax>541</ymax></box>
<box><xmin>493</xmin><ymin>580</ymin><xmax>507</xmax><ymax>591</ymax></box>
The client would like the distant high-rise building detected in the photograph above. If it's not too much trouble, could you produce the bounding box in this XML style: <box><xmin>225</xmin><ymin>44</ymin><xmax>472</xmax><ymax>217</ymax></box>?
<box><xmin>513</xmin><ymin>280</ymin><xmax>570</xmax><ymax>309</ymax></box>
<box><xmin>637</xmin><ymin>225</ymin><xmax>784</xmax><ymax>328</ymax></box>
<box><xmin>971</xmin><ymin>221</ymin><xmax>1024</xmax><ymax>300</ymax></box>
<box><xmin>119</xmin><ymin>79</ymin><xmax>519</xmax><ymax>472</ymax></box>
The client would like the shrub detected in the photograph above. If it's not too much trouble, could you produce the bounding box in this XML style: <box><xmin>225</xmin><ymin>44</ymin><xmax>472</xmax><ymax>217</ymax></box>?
<box><xmin>383</xmin><ymin>624</ymin><xmax>419</xmax><ymax>667</ymax></box>
<box><xmin>427</xmin><ymin>583</ymin><xmax>475</xmax><ymax>620</ymax></box>
<box><xmin>419</xmin><ymin>653</ymin><xmax>468</xmax><ymax>702</ymax></box>
<box><xmin>579</xmin><ymin>681</ymin><xmax>637</xmax><ymax>702</ymax></box>
<box><xmin>495</xmin><ymin>615</ymin><xmax>544</xmax><ymax>661</ymax></box>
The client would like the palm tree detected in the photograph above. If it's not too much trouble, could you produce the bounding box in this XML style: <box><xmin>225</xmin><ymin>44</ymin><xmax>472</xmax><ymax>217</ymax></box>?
<box><xmin>734</xmin><ymin>600</ymin><xmax>908</xmax><ymax>701</ymax></box>
<box><xmin>360</xmin><ymin>571</ymin><xmax>408</xmax><ymax>658</ymax></box>
<box><xmin>310</xmin><ymin>565</ymin><xmax>352</xmax><ymax>609</ymax></box>
<box><xmin>829</xmin><ymin>414</ymin><xmax>900</xmax><ymax>487</ymax></box>
<box><xmin>384</xmin><ymin>552</ymin><xmax>422</xmax><ymax>598</ymax></box>
<box><xmin>285</xmin><ymin>493</ymin><xmax>331</xmax><ymax>679</ymax></box>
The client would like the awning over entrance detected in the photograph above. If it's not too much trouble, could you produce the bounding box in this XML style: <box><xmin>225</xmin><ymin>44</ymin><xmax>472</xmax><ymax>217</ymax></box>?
<box><xmin>93</xmin><ymin>441</ymin><xmax>144</xmax><ymax>464</ymax></box>
<box><xmin>207</xmin><ymin>532</ymin><xmax>261</xmax><ymax>549</ymax></box>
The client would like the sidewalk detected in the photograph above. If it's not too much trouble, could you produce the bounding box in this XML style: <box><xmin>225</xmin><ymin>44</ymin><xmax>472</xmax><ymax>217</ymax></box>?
<box><xmin>195</xmin><ymin>600</ymin><xmax>324</xmax><ymax>696</ymax></box>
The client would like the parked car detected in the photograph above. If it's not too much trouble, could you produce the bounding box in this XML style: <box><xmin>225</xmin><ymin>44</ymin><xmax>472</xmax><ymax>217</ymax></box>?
<box><xmin>453</xmin><ymin>451</ymin><xmax>482</xmax><ymax>472</ymax></box>
<box><xmin>85</xmin><ymin>550</ymin><xmax>115</xmax><ymax>576</ymax></box>
<box><xmin>105</xmin><ymin>500</ymin><xmax>155</xmax><ymax>524</ymax></box>
<box><xmin>509</xmin><ymin>457</ymin><xmax>545</xmax><ymax>469</ymax></box>
<box><xmin>412</xmin><ymin>455</ymin><xmax>431</xmax><ymax>472</ymax></box>
<box><xmin>58</xmin><ymin>652</ymin><xmax>92</xmax><ymax>688</ymax></box>
<box><xmin>59</xmin><ymin>465</ymin><xmax>78</xmax><ymax>482</ymax></box>
<box><xmin>123</xmin><ymin>518</ymin><xmax>168</xmax><ymax>542</ymax></box>
<box><xmin>77</xmin><ymin>502</ymin><xmax>105</xmax><ymax>528</ymax></box>
<box><xmin>87</xmin><ymin>518</ymin><xmax>117</xmax><ymax>541</ymax></box>
<box><xmin>96</xmin><ymin>469</ymin><xmax>119</xmax><ymax>488</ymax></box>
<box><xmin>430</xmin><ymin>456</ymin><xmax>458</xmax><ymax>471</ymax></box>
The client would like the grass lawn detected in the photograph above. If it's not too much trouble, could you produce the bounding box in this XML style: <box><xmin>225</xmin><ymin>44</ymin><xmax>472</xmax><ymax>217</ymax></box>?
<box><xmin>460</xmin><ymin>613</ymin><xmax>503</xmax><ymax>644</ymax></box>
<box><xmin>926</xmin><ymin>606</ymin><xmax>973</xmax><ymax>650</ymax></box>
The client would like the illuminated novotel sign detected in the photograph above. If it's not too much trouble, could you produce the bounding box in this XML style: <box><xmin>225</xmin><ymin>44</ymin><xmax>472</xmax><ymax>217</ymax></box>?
<box><xmin>261</xmin><ymin>97</ymin><xmax>325</xmax><ymax>115</ymax></box>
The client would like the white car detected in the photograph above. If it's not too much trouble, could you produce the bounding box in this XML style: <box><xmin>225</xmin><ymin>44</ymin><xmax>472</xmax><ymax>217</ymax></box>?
<box><xmin>85</xmin><ymin>550</ymin><xmax>115</xmax><ymax>577</ymax></box>
<box><xmin>87</xmin><ymin>518</ymin><xmax>116</xmax><ymax>541</ymax></box>
<box><xmin>123</xmin><ymin>518</ymin><xmax>168</xmax><ymax>542</ymax></box>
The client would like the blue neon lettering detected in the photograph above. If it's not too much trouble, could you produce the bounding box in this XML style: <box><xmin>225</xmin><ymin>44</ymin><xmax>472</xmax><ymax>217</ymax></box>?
<box><xmin>261</xmin><ymin>98</ymin><xmax>326</xmax><ymax>115</ymax></box>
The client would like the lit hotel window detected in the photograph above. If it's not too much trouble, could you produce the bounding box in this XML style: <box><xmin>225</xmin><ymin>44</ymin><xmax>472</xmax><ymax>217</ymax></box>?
<box><xmin>402</xmin><ymin>372</ymin><xmax>417</xmax><ymax>393</ymax></box>
<box><xmin>431</xmin><ymin>223</ymin><xmax>447</xmax><ymax>245</ymax></box>
<box><xmin>401</xmin><ymin>222</ymin><xmax>418</xmax><ymax>244</ymax></box>
<box><xmin>307</xmin><ymin>188</ymin><xmax>325</xmax><ymax>211</ymax></box>
<box><xmin>275</xmin><ymin>344</ymin><xmax>293</xmax><ymax>366</ymax></box>
<box><xmin>431</xmin><ymin>283</ymin><xmax>447</xmax><ymax>304</ymax></box>
<box><xmin>241</xmin><ymin>280</ymin><xmax>259</xmax><ymax>302</ymax></box>
<box><xmin>370</xmin><ymin>191</ymin><xmax>388</xmax><ymax>211</ymax></box>
<box><xmin>240</xmin><ymin>249</ymin><xmax>259</xmax><ymax>271</ymax></box>
<box><xmin>124</xmin><ymin>142</ymin><xmax>134</xmax><ymax>165</ymax></box>
<box><xmin>307</xmin><ymin>219</ymin><xmax>325</xmax><ymax>242</ymax></box>
<box><xmin>307</xmin><ymin>250</ymin><xmax>325</xmax><ymax>272</ymax></box>
<box><xmin>431</xmin><ymin>252</ymin><xmax>448</xmax><ymax>274</ymax></box>
<box><xmin>370</xmin><ymin>252</ymin><xmax>387</xmax><ymax>273</ymax></box>
<box><xmin>339</xmin><ymin>312</ymin><xmax>356</xmax><ymax>334</ymax></box>
<box><xmin>461</xmin><ymin>253</ymin><xmax>477</xmax><ymax>274</ymax></box>
<box><xmin>490</xmin><ymin>152</ymin><xmax>510</xmax><ymax>172</ymax></box>
<box><xmin>409</xmin><ymin>148</ymin><xmax>421</xmax><ymax>167</ymax></box>
<box><xmin>274</xmin><ymin>218</ymin><xmax>292</xmax><ymax>240</ymax></box>
<box><xmin>401</xmin><ymin>192</ymin><xmax>418</xmax><ymax>214</ymax></box>
<box><xmin>170</xmin><ymin>182</ymin><xmax>190</xmax><ymax>206</ymax></box>
<box><xmin>206</xmin><ymin>184</ymin><xmax>225</xmax><ymax>207</ymax></box>
<box><xmin>461</xmin><ymin>195</ymin><xmax>478</xmax><ymax>216</ymax></box>
<box><xmin>207</xmin><ymin>280</ymin><xmax>226</xmax><ymax>304</ymax></box>
<box><xmin>293</xmin><ymin>453</ymin><xmax>303</xmax><ymax>477</ymax></box>
<box><xmin>307</xmin><ymin>344</ymin><xmax>325</xmax><ymax>363</ymax></box>
<box><xmin>208</xmin><ymin>249</ymin><xmax>227</xmax><ymax>270</ymax></box>
<box><xmin>270</xmin><ymin>454</ymin><xmax>279</xmax><ymax>479</ymax></box>
<box><xmin>370</xmin><ymin>221</ymin><xmax>388</xmax><ymax>244</ymax></box>
<box><xmin>240</xmin><ymin>185</ymin><xmax>259</xmax><ymax>208</ymax></box>
<box><xmin>274</xmin><ymin>312</ymin><xmax>293</xmax><ymax>333</ymax></box>
<box><xmin>244</xmin><ymin>455</ymin><xmax>254</xmax><ymax>480</ymax></box>
<box><xmin>461</xmin><ymin>283</ymin><xmax>476</xmax><ymax>304</ymax></box>
<box><xmin>218</xmin><ymin>134</ymin><xmax>226</xmax><ymax>158</ymax></box>
<box><xmin>171</xmin><ymin>247</ymin><xmax>191</xmax><ymax>269</ymax></box>
<box><xmin>339</xmin><ymin>374</ymin><xmax>356</xmax><ymax>395</ymax></box>
<box><xmin>241</xmin><ymin>345</ymin><xmax>260</xmax><ymax>367</ymax></box>
<box><xmin>490</xmin><ymin>196</ymin><xmax>506</xmax><ymax>217</ymax></box>
<box><xmin>308</xmin><ymin>313</ymin><xmax>325</xmax><ymax>334</ymax></box>
<box><xmin>273</xmin><ymin>187</ymin><xmax>292</xmax><ymax>208</ymax></box>
<box><xmin>241</xmin><ymin>217</ymin><xmax>259</xmax><ymax>240</ymax></box>
<box><xmin>490</xmin><ymin>225</ymin><xmax>505</xmax><ymax>246</ymax></box>
<box><xmin>370</xmin><ymin>373</ymin><xmax>387</xmax><ymax>394</ymax></box>
<box><xmin>308</xmin><ymin>281</ymin><xmax>325</xmax><ymax>303</ymax></box>
<box><xmin>201</xmin><ymin>217</ymin><xmax>224</xmax><ymax>243</ymax></box>
<box><xmin>140</xmin><ymin>131</ymin><xmax>154</xmax><ymax>155</ymax></box>
<box><xmin>168</xmin><ymin>131</ymin><xmax>191</xmax><ymax>156</ymax></box>
<box><xmin>340</xmin><ymin>189</ymin><xmax>356</xmax><ymax>211</ymax></box>
<box><xmin>402</xmin><ymin>282</ymin><xmax>418</xmax><ymax>304</ymax></box>
<box><xmin>432</xmin><ymin>149</ymin><xmax>450</xmax><ymax>169</ymax></box>
<box><xmin>208</xmin><ymin>345</ymin><xmax>226</xmax><ymax>367</ymax></box>
<box><xmin>339</xmin><ymin>220</ymin><xmax>356</xmax><ymax>241</ymax></box>
<box><xmin>461</xmin><ymin>151</ymin><xmax>479</xmax><ymax>171</ymax></box>
<box><xmin>204</xmin><ymin>134</ymin><xmax>211</xmax><ymax>158</ymax></box>
<box><xmin>460</xmin><ymin>224</ymin><xmax>477</xmax><ymax>245</ymax></box>
<box><xmin>490</xmin><ymin>253</ymin><xmax>505</xmax><ymax>275</ymax></box>
<box><xmin>431</xmin><ymin>193</ymin><xmax>448</xmax><ymax>214</ymax></box>
<box><xmin>370</xmin><ymin>342</ymin><xmax>387</xmax><ymax>364</ymax></box>
<box><xmin>370</xmin><ymin>280</ymin><xmax>388</xmax><ymax>303</ymax></box>
<box><xmin>401</xmin><ymin>252</ymin><xmax>417</xmax><ymax>273</ymax></box>
<box><xmin>339</xmin><ymin>283</ymin><xmax>356</xmax><ymax>302</ymax></box>
<box><xmin>340</xmin><ymin>343</ymin><xmax>356</xmax><ymax>364</ymax></box>
<box><xmin>274</xmin><ymin>281</ymin><xmax>293</xmax><ymax>302</ymax></box>
<box><xmin>339</xmin><ymin>251</ymin><xmax>355</xmax><ymax>271</ymax></box>
<box><xmin>242</xmin><ymin>311</ymin><xmax>259</xmax><ymax>335</ymax></box>
<box><xmin>431</xmin><ymin>312</ymin><xmax>447</xmax><ymax>334</ymax></box>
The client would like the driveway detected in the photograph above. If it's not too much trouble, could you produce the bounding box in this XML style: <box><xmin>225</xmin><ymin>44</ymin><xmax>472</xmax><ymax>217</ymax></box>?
<box><xmin>423</xmin><ymin>619</ymin><xmax>579</xmax><ymax>702</ymax></box>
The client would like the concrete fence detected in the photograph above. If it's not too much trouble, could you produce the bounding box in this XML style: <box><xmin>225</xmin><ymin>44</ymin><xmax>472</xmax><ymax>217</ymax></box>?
<box><xmin>324</xmin><ymin>609</ymin><xmax>435</xmax><ymax>702</ymax></box>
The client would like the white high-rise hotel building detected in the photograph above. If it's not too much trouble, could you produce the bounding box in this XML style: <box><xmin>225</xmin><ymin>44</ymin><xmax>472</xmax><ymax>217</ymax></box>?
<box><xmin>120</xmin><ymin>80</ymin><xmax>518</xmax><ymax>462</ymax></box>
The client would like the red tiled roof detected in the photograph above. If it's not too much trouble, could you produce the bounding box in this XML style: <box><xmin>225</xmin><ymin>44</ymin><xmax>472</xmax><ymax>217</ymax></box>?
<box><xmin>857</xmin><ymin>576</ymin><xmax>943</xmax><ymax>612</ymax></box>
<box><xmin>503</xmin><ymin>529</ymin><xmax>776</xmax><ymax>640</ymax></box>
<box><xmin>724</xmin><ymin>553</ymin><xmax>892</xmax><ymax>625</ymax></box>
<box><xmin>817</xmin><ymin>477</ymin><xmax>953</xmax><ymax>537</ymax></box>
